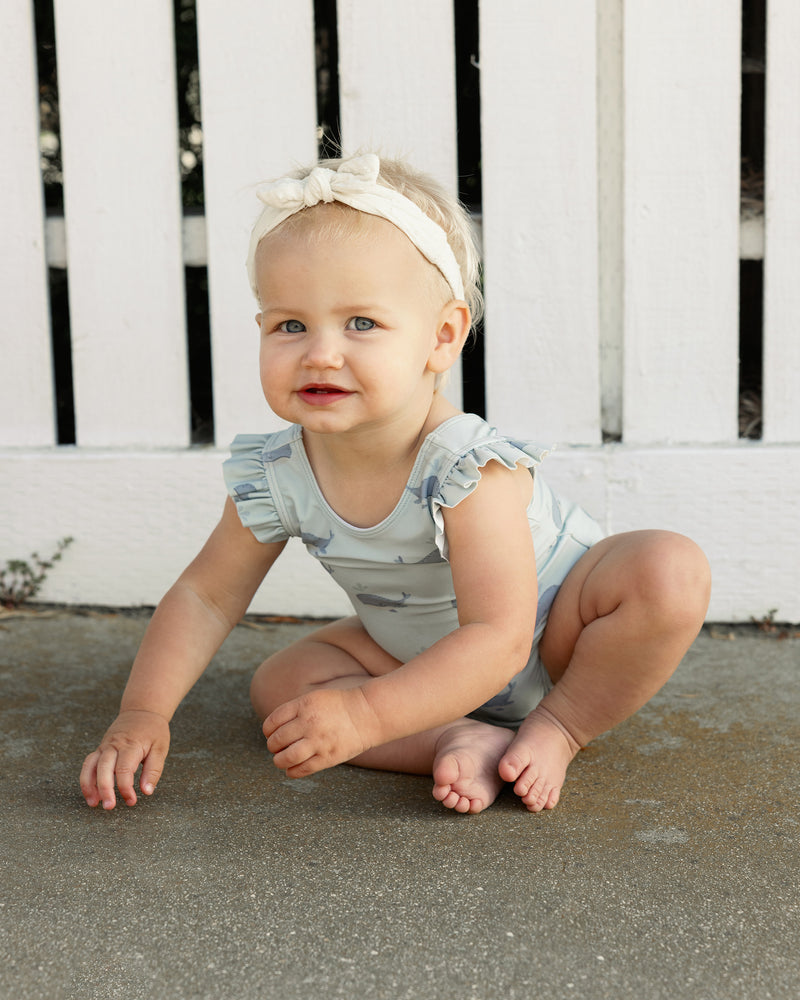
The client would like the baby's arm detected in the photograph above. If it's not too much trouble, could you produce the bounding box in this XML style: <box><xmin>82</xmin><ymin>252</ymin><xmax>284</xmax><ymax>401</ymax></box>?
<box><xmin>264</xmin><ymin>460</ymin><xmax>538</xmax><ymax>775</ymax></box>
<box><xmin>80</xmin><ymin>497</ymin><xmax>286</xmax><ymax>808</ymax></box>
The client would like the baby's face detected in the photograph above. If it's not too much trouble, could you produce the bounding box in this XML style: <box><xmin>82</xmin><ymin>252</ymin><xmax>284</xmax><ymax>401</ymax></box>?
<box><xmin>253</xmin><ymin>210</ymin><xmax>455</xmax><ymax>436</ymax></box>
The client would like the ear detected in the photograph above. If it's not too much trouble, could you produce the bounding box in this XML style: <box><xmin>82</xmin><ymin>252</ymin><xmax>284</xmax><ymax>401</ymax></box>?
<box><xmin>426</xmin><ymin>301</ymin><xmax>471</xmax><ymax>375</ymax></box>
<box><xmin>255</xmin><ymin>313</ymin><xmax>263</xmax><ymax>328</ymax></box>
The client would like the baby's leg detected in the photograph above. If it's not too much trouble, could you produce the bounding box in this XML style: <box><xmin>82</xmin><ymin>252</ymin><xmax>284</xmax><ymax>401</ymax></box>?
<box><xmin>499</xmin><ymin>530</ymin><xmax>711</xmax><ymax>811</ymax></box>
<box><xmin>251</xmin><ymin>617</ymin><xmax>513</xmax><ymax>813</ymax></box>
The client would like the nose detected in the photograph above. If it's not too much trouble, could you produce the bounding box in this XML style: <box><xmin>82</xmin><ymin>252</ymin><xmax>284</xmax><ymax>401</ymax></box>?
<box><xmin>301</xmin><ymin>329</ymin><xmax>344</xmax><ymax>370</ymax></box>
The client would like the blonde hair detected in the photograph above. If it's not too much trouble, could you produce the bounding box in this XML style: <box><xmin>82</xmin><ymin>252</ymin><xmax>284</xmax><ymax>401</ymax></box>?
<box><xmin>251</xmin><ymin>154</ymin><xmax>483</xmax><ymax>330</ymax></box>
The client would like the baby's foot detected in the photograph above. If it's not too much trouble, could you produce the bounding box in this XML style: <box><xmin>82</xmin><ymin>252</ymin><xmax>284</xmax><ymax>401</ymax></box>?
<box><xmin>497</xmin><ymin>705</ymin><xmax>582</xmax><ymax>812</ymax></box>
<box><xmin>432</xmin><ymin>719</ymin><xmax>515</xmax><ymax>814</ymax></box>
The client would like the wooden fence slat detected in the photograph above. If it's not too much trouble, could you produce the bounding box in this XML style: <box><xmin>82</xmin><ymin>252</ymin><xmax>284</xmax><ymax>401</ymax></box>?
<box><xmin>479</xmin><ymin>1</ymin><xmax>601</xmax><ymax>445</ymax></box>
<box><xmin>53</xmin><ymin>1</ymin><xmax>189</xmax><ymax>447</ymax></box>
<box><xmin>196</xmin><ymin>0</ymin><xmax>318</xmax><ymax>447</ymax></box>
<box><xmin>622</xmin><ymin>1</ymin><xmax>741</xmax><ymax>444</ymax></box>
<box><xmin>762</xmin><ymin>0</ymin><xmax>800</xmax><ymax>443</ymax></box>
<box><xmin>337</xmin><ymin>0</ymin><xmax>458</xmax><ymax>191</ymax></box>
<box><xmin>336</xmin><ymin>0</ymin><xmax>462</xmax><ymax>407</ymax></box>
<box><xmin>0</xmin><ymin>4</ymin><xmax>56</xmax><ymax>445</ymax></box>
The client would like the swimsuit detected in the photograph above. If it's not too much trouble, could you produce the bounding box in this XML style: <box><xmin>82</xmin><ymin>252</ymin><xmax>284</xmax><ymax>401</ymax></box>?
<box><xmin>223</xmin><ymin>413</ymin><xmax>603</xmax><ymax>726</ymax></box>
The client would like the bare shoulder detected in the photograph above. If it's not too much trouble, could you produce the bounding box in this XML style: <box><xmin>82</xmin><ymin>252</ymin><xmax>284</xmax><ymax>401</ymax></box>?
<box><xmin>443</xmin><ymin>458</ymin><xmax>533</xmax><ymax>530</ymax></box>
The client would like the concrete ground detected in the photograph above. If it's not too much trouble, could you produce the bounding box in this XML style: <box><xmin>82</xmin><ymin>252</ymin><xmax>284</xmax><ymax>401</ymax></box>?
<box><xmin>0</xmin><ymin>609</ymin><xmax>798</xmax><ymax>1000</ymax></box>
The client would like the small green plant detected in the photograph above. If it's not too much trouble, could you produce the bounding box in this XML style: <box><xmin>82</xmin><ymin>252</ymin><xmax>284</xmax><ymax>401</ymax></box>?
<box><xmin>0</xmin><ymin>537</ymin><xmax>74</xmax><ymax>609</ymax></box>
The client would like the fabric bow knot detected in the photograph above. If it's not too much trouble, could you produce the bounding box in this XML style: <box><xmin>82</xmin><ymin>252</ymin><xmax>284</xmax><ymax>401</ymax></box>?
<box><xmin>256</xmin><ymin>155</ymin><xmax>381</xmax><ymax>211</ymax></box>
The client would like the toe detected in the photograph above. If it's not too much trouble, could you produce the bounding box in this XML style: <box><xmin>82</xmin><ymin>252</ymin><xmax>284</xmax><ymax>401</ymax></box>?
<box><xmin>432</xmin><ymin>752</ymin><xmax>460</xmax><ymax>789</ymax></box>
<box><xmin>524</xmin><ymin>782</ymin><xmax>556</xmax><ymax>813</ymax></box>
<box><xmin>544</xmin><ymin>786</ymin><xmax>561</xmax><ymax>810</ymax></box>
<box><xmin>513</xmin><ymin>767</ymin><xmax>538</xmax><ymax>799</ymax></box>
<box><xmin>442</xmin><ymin>789</ymin><xmax>461</xmax><ymax>810</ymax></box>
<box><xmin>498</xmin><ymin>749</ymin><xmax>529</xmax><ymax>784</ymax></box>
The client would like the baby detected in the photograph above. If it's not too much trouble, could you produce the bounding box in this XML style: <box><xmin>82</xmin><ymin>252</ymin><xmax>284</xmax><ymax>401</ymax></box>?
<box><xmin>81</xmin><ymin>154</ymin><xmax>711</xmax><ymax>814</ymax></box>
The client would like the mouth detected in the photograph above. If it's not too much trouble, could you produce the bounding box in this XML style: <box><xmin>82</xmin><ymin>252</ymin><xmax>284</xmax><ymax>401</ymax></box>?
<box><xmin>297</xmin><ymin>384</ymin><xmax>353</xmax><ymax>405</ymax></box>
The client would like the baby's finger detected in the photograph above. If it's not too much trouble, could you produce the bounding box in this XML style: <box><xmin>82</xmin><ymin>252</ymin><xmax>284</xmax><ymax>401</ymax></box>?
<box><xmin>265</xmin><ymin>718</ymin><xmax>306</xmax><ymax>754</ymax></box>
<box><xmin>284</xmin><ymin>754</ymin><xmax>324</xmax><ymax>780</ymax></box>
<box><xmin>112</xmin><ymin>745</ymin><xmax>149</xmax><ymax>807</ymax></box>
<box><xmin>79</xmin><ymin>751</ymin><xmax>102</xmax><ymax>807</ymax></box>
<box><xmin>139</xmin><ymin>749</ymin><xmax>166</xmax><ymax>797</ymax></box>
<box><xmin>262</xmin><ymin>700</ymin><xmax>299</xmax><ymax>739</ymax></box>
<box><xmin>94</xmin><ymin>749</ymin><xmax>122</xmax><ymax>810</ymax></box>
<box><xmin>272</xmin><ymin>737</ymin><xmax>314</xmax><ymax>772</ymax></box>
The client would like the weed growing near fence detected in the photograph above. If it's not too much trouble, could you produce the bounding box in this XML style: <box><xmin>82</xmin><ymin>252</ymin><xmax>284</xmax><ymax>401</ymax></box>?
<box><xmin>0</xmin><ymin>537</ymin><xmax>74</xmax><ymax>609</ymax></box>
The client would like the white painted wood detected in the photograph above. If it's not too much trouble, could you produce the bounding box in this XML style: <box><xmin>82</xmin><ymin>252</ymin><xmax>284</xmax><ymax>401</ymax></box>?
<box><xmin>599</xmin><ymin>445</ymin><xmax>800</xmax><ymax>624</ymax></box>
<box><xmin>762</xmin><ymin>0</ymin><xmax>800</xmax><ymax>443</ymax></box>
<box><xmin>53</xmin><ymin>1</ymin><xmax>189</xmax><ymax>447</ymax></box>
<box><xmin>480</xmin><ymin>1</ymin><xmax>601</xmax><ymax>445</ymax></box>
<box><xmin>10</xmin><ymin>3</ymin><xmax>800</xmax><ymax>626</ymax></box>
<box><xmin>337</xmin><ymin>0</ymin><xmax>458</xmax><ymax>190</ymax></box>
<box><xmin>195</xmin><ymin>0</ymin><xmax>317</xmax><ymax>446</ymax></box>
<box><xmin>0</xmin><ymin>449</ymin><xmax>351</xmax><ymax>617</ymax></box>
<box><xmin>623</xmin><ymin>1</ymin><xmax>741</xmax><ymax>444</ymax></box>
<box><xmin>336</xmin><ymin>0</ymin><xmax>463</xmax><ymax>407</ymax></box>
<box><xmin>3</xmin><ymin>445</ymin><xmax>799</xmax><ymax>622</ymax></box>
<box><xmin>0</xmin><ymin>4</ymin><xmax>56</xmax><ymax>445</ymax></box>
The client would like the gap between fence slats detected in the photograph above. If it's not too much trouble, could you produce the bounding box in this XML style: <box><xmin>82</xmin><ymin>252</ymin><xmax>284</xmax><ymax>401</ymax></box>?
<box><xmin>195</xmin><ymin>0</ymin><xmax>318</xmax><ymax>448</ymax></box>
<box><xmin>762</xmin><ymin>0</ymin><xmax>800</xmax><ymax>443</ymax></box>
<box><xmin>596</xmin><ymin>0</ymin><xmax>625</xmax><ymax>441</ymax></box>
<box><xmin>623</xmin><ymin>0</ymin><xmax>741</xmax><ymax>445</ymax></box>
<box><xmin>336</xmin><ymin>0</ymin><xmax>463</xmax><ymax>408</ymax></box>
<box><xmin>0</xmin><ymin>4</ymin><xmax>55</xmax><ymax>446</ymax></box>
<box><xmin>53</xmin><ymin>0</ymin><xmax>189</xmax><ymax>447</ymax></box>
<box><xmin>479</xmin><ymin>1</ymin><xmax>601</xmax><ymax>445</ymax></box>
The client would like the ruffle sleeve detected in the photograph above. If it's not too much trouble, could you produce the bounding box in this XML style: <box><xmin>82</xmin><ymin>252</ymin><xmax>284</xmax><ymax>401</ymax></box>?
<box><xmin>222</xmin><ymin>434</ymin><xmax>292</xmax><ymax>543</ymax></box>
<box><xmin>430</xmin><ymin>436</ymin><xmax>550</xmax><ymax>560</ymax></box>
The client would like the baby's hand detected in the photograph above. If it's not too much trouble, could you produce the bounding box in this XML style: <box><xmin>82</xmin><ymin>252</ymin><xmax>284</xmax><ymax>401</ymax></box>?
<box><xmin>263</xmin><ymin>687</ymin><xmax>378</xmax><ymax>778</ymax></box>
<box><xmin>80</xmin><ymin>710</ymin><xmax>171</xmax><ymax>809</ymax></box>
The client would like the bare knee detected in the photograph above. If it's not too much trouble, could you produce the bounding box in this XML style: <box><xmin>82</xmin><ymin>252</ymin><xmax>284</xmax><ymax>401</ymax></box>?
<box><xmin>627</xmin><ymin>530</ymin><xmax>711</xmax><ymax>633</ymax></box>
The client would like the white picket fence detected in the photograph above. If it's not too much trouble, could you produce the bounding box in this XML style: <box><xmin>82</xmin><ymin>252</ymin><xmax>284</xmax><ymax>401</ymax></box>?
<box><xmin>2</xmin><ymin>1</ymin><xmax>799</xmax><ymax>622</ymax></box>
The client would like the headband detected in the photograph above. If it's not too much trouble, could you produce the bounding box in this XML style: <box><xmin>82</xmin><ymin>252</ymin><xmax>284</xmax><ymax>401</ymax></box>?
<box><xmin>246</xmin><ymin>153</ymin><xmax>465</xmax><ymax>301</ymax></box>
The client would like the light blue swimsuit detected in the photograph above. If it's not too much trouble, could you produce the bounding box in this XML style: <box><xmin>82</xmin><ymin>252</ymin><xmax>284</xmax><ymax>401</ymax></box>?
<box><xmin>223</xmin><ymin>413</ymin><xmax>603</xmax><ymax>726</ymax></box>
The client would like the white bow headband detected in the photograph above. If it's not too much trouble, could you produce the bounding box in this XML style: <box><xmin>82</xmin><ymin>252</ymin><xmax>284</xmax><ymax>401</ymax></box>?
<box><xmin>246</xmin><ymin>154</ymin><xmax>465</xmax><ymax>302</ymax></box>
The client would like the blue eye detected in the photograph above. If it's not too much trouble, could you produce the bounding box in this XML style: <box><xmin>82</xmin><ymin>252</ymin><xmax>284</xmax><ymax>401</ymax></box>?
<box><xmin>279</xmin><ymin>320</ymin><xmax>305</xmax><ymax>333</ymax></box>
<box><xmin>348</xmin><ymin>317</ymin><xmax>375</xmax><ymax>331</ymax></box>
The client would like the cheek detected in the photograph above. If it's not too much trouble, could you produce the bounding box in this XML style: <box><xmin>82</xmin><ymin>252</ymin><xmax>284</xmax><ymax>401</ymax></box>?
<box><xmin>258</xmin><ymin>345</ymin><xmax>282</xmax><ymax>397</ymax></box>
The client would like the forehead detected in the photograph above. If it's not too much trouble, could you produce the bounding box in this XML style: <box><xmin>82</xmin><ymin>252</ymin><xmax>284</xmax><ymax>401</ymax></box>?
<box><xmin>254</xmin><ymin>204</ymin><xmax>432</xmax><ymax>275</ymax></box>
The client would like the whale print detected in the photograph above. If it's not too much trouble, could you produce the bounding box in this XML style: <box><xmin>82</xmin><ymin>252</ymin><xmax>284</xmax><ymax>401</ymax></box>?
<box><xmin>394</xmin><ymin>549</ymin><xmax>442</xmax><ymax>565</ymax></box>
<box><xmin>301</xmin><ymin>529</ymin><xmax>334</xmax><ymax>556</ymax></box>
<box><xmin>261</xmin><ymin>442</ymin><xmax>293</xmax><ymax>463</ymax></box>
<box><xmin>233</xmin><ymin>482</ymin><xmax>260</xmax><ymax>500</ymax></box>
<box><xmin>355</xmin><ymin>592</ymin><xmax>411</xmax><ymax>610</ymax></box>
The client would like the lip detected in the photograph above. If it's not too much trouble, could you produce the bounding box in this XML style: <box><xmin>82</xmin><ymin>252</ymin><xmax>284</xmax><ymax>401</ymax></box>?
<box><xmin>296</xmin><ymin>383</ymin><xmax>354</xmax><ymax>406</ymax></box>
